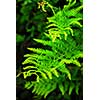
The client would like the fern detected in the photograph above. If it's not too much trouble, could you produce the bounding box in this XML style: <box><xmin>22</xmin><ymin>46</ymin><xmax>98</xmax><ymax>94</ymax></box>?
<box><xmin>22</xmin><ymin>36</ymin><xmax>82</xmax><ymax>98</ymax></box>
<box><xmin>45</xmin><ymin>0</ymin><xmax>83</xmax><ymax>42</ymax></box>
<box><xmin>21</xmin><ymin>0</ymin><xmax>83</xmax><ymax>99</ymax></box>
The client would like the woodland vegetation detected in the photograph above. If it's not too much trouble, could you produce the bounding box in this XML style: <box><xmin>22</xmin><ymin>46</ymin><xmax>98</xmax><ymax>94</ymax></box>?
<box><xmin>16</xmin><ymin>0</ymin><xmax>83</xmax><ymax>100</ymax></box>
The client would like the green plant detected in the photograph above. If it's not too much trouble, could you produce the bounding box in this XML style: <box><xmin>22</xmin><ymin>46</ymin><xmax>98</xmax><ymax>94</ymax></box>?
<box><xmin>20</xmin><ymin>0</ymin><xmax>83</xmax><ymax>99</ymax></box>
<box><xmin>45</xmin><ymin>0</ymin><xmax>82</xmax><ymax>42</ymax></box>
<box><xmin>16</xmin><ymin>0</ymin><xmax>60</xmax><ymax>43</ymax></box>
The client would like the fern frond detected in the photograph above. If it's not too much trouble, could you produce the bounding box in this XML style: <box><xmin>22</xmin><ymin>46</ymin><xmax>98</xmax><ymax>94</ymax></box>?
<box><xmin>46</xmin><ymin>1</ymin><xmax>83</xmax><ymax>41</ymax></box>
<box><xmin>21</xmin><ymin>0</ymin><xmax>83</xmax><ymax>98</ymax></box>
<box><xmin>34</xmin><ymin>38</ymin><xmax>53</xmax><ymax>46</ymax></box>
<box><xmin>22</xmin><ymin>34</ymin><xmax>82</xmax><ymax>96</ymax></box>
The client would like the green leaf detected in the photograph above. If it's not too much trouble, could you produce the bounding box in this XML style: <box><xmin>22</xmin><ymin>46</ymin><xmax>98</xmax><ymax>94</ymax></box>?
<box><xmin>75</xmin><ymin>83</ymin><xmax>80</xmax><ymax>95</ymax></box>
<box><xmin>40</xmin><ymin>72</ymin><xmax>48</xmax><ymax>79</ymax></box>
<box><xmin>72</xmin><ymin>60</ymin><xmax>81</xmax><ymax>67</ymax></box>
<box><xmin>25</xmin><ymin>81</ymin><xmax>30</xmax><ymax>88</ymax></box>
<box><xmin>23</xmin><ymin>72</ymin><xmax>27</xmax><ymax>79</ymax></box>
<box><xmin>44</xmin><ymin>70</ymin><xmax>52</xmax><ymax>79</ymax></box>
<box><xmin>44</xmin><ymin>83</ymin><xmax>56</xmax><ymax>98</ymax></box>
<box><xmin>69</xmin><ymin>82</ymin><xmax>75</xmax><ymax>95</ymax></box>
<box><xmin>23</xmin><ymin>66</ymin><xmax>37</xmax><ymax>70</ymax></box>
<box><xmin>52</xmin><ymin>68</ymin><xmax>59</xmax><ymax>77</ymax></box>
<box><xmin>58</xmin><ymin>83</ymin><xmax>65</xmax><ymax>95</ymax></box>
<box><xmin>66</xmin><ymin>69</ymin><xmax>71</xmax><ymax>80</ymax></box>
<box><xmin>36</xmin><ymin>75</ymin><xmax>40</xmax><ymax>82</ymax></box>
<box><xmin>32</xmin><ymin>84</ymin><xmax>38</xmax><ymax>93</ymax></box>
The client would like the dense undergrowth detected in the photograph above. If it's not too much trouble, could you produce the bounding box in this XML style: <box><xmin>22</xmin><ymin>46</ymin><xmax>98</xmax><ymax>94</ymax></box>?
<box><xmin>16</xmin><ymin>0</ymin><xmax>83</xmax><ymax>100</ymax></box>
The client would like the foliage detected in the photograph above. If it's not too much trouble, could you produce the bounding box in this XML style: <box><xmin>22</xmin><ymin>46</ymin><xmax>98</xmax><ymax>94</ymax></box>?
<box><xmin>20</xmin><ymin>0</ymin><xmax>83</xmax><ymax>99</ymax></box>
<box><xmin>16</xmin><ymin>0</ymin><xmax>60</xmax><ymax>43</ymax></box>
<box><xmin>16</xmin><ymin>34</ymin><xmax>25</xmax><ymax>43</ymax></box>
<box><xmin>46</xmin><ymin>0</ymin><xmax>83</xmax><ymax>42</ymax></box>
